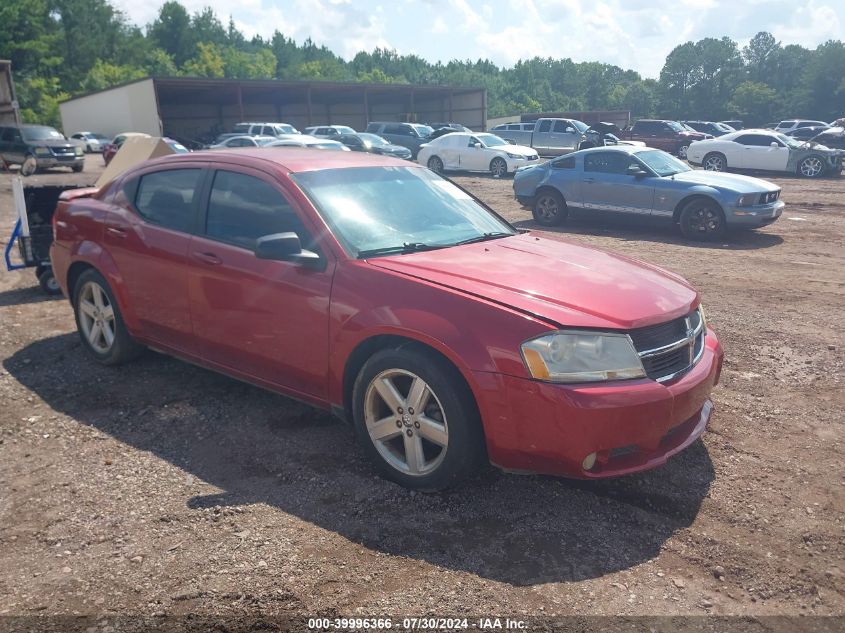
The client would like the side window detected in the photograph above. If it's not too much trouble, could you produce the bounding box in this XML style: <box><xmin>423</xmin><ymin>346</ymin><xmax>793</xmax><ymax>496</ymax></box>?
<box><xmin>537</xmin><ymin>120</ymin><xmax>552</xmax><ymax>133</ymax></box>
<box><xmin>134</xmin><ymin>169</ymin><xmax>202</xmax><ymax>233</ymax></box>
<box><xmin>468</xmin><ymin>136</ymin><xmax>481</xmax><ymax>147</ymax></box>
<box><xmin>552</xmin><ymin>156</ymin><xmax>576</xmax><ymax>169</ymax></box>
<box><xmin>735</xmin><ymin>134</ymin><xmax>777</xmax><ymax>147</ymax></box>
<box><xmin>552</xmin><ymin>121</ymin><xmax>571</xmax><ymax>133</ymax></box>
<box><xmin>205</xmin><ymin>171</ymin><xmax>310</xmax><ymax>250</ymax></box>
<box><xmin>262</xmin><ymin>126</ymin><xmax>274</xmax><ymax>136</ymax></box>
<box><xmin>0</xmin><ymin>127</ymin><xmax>13</xmax><ymax>142</ymax></box>
<box><xmin>383</xmin><ymin>124</ymin><xmax>401</xmax><ymax>135</ymax></box>
<box><xmin>365</xmin><ymin>123</ymin><xmax>380</xmax><ymax>133</ymax></box>
<box><xmin>634</xmin><ymin>121</ymin><xmax>654</xmax><ymax>133</ymax></box>
<box><xmin>584</xmin><ymin>152</ymin><xmax>630</xmax><ymax>174</ymax></box>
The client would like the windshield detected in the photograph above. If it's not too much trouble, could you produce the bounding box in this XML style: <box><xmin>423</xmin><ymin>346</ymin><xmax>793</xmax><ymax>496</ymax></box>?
<box><xmin>293</xmin><ymin>166</ymin><xmax>515</xmax><ymax>257</ymax></box>
<box><xmin>412</xmin><ymin>124</ymin><xmax>434</xmax><ymax>138</ymax></box>
<box><xmin>636</xmin><ymin>150</ymin><xmax>691</xmax><ymax>176</ymax></box>
<box><xmin>477</xmin><ymin>133</ymin><xmax>507</xmax><ymax>147</ymax></box>
<box><xmin>665</xmin><ymin>121</ymin><xmax>685</xmax><ymax>132</ymax></box>
<box><xmin>776</xmin><ymin>133</ymin><xmax>804</xmax><ymax>149</ymax></box>
<box><xmin>359</xmin><ymin>133</ymin><xmax>388</xmax><ymax>146</ymax></box>
<box><xmin>278</xmin><ymin>124</ymin><xmax>298</xmax><ymax>134</ymax></box>
<box><xmin>21</xmin><ymin>126</ymin><xmax>65</xmax><ymax>141</ymax></box>
<box><xmin>569</xmin><ymin>120</ymin><xmax>589</xmax><ymax>133</ymax></box>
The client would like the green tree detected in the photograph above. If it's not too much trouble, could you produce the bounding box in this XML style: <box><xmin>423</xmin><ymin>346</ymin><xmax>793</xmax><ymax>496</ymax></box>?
<box><xmin>183</xmin><ymin>42</ymin><xmax>225</xmax><ymax>78</ymax></box>
<box><xmin>728</xmin><ymin>81</ymin><xmax>777</xmax><ymax>125</ymax></box>
<box><xmin>16</xmin><ymin>76</ymin><xmax>69</xmax><ymax>127</ymax></box>
<box><xmin>81</xmin><ymin>59</ymin><xmax>145</xmax><ymax>92</ymax></box>
<box><xmin>148</xmin><ymin>1</ymin><xmax>192</xmax><ymax>67</ymax></box>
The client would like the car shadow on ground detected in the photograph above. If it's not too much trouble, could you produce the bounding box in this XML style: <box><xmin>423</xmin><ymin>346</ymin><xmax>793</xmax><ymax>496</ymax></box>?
<box><xmin>512</xmin><ymin>212</ymin><xmax>784</xmax><ymax>251</ymax></box>
<box><xmin>4</xmin><ymin>334</ymin><xmax>715</xmax><ymax>586</ymax></box>
<box><xmin>0</xmin><ymin>284</ymin><xmax>62</xmax><ymax>307</ymax></box>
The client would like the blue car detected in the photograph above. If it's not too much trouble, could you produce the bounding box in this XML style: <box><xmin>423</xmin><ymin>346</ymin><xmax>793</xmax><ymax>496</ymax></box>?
<box><xmin>512</xmin><ymin>146</ymin><xmax>785</xmax><ymax>241</ymax></box>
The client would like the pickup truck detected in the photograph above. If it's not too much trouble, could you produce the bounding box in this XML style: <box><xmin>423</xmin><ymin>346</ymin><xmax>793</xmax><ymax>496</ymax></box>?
<box><xmin>490</xmin><ymin>118</ymin><xmax>604</xmax><ymax>156</ymax></box>
<box><xmin>619</xmin><ymin>119</ymin><xmax>712</xmax><ymax>159</ymax></box>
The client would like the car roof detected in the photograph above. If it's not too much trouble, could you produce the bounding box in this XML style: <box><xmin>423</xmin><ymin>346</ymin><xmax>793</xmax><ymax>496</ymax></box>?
<box><xmin>143</xmin><ymin>147</ymin><xmax>412</xmax><ymax>174</ymax></box>
<box><xmin>576</xmin><ymin>145</ymin><xmax>648</xmax><ymax>155</ymax></box>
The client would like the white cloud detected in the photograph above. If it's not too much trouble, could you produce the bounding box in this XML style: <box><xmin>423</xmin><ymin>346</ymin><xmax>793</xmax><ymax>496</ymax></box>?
<box><xmin>111</xmin><ymin>0</ymin><xmax>845</xmax><ymax>77</ymax></box>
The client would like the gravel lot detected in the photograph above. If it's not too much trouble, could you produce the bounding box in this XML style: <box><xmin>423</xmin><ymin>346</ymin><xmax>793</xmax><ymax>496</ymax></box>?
<box><xmin>0</xmin><ymin>155</ymin><xmax>842</xmax><ymax>629</ymax></box>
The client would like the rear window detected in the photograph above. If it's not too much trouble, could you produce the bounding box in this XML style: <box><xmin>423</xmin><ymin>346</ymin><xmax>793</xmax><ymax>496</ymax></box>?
<box><xmin>232</xmin><ymin>124</ymin><xmax>251</xmax><ymax>134</ymax></box>
<box><xmin>134</xmin><ymin>169</ymin><xmax>202</xmax><ymax>233</ymax></box>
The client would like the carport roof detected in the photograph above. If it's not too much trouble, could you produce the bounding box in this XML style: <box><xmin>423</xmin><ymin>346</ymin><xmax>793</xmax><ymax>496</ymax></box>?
<box><xmin>61</xmin><ymin>76</ymin><xmax>483</xmax><ymax>107</ymax></box>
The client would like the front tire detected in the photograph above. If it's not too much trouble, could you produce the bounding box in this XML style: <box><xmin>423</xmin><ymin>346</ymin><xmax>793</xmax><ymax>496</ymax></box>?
<box><xmin>798</xmin><ymin>155</ymin><xmax>825</xmax><ymax>178</ymax></box>
<box><xmin>703</xmin><ymin>152</ymin><xmax>727</xmax><ymax>171</ymax></box>
<box><xmin>532</xmin><ymin>189</ymin><xmax>567</xmax><ymax>226</ymax></box>
<box><xmin>72</xmin><ymin>164</ymin><xmax>84</xmax><ymax>173</ymax></box>
<box><xmin>352</xmin><ymin>347</ymin><xmax>485</xmax><ymax>491</ymax></box>
<box><xmin>677</xmin><ymin>144</ymin><xmax>690</xmax><ymax>160</ymax></box>
<box><xmin>490</xmin><ymin>157</ymin><xmax>508</xmax><ymax>178</ymax></box>
<box><xmin>427</xmin><ymin>156</ymin><xmax>444</xmax><ymax>174</ymax></box>
<box><xmin>20</xmin><ymin>155</ymin><xmax>37</xmax><ymax>177</ymax></box>
<box><xmin>73</xmin><ymin>269</ymin><xmax>143</xmax><ymax>365</ymax></box>
<box><xmin>679</xmin><ymin>198</ymin><xmax>726</xmax><ymax>241</ymax></box>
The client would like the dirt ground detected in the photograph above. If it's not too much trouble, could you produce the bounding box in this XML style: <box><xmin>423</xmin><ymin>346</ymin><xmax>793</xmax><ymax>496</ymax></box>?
<box><xmin>0</xmin><ymin>155</ymin><xmax>843</xmax><ymax>630</ymax></box>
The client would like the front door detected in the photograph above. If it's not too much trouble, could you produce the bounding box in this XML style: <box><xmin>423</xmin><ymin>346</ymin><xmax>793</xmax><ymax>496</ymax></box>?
<box><xmin>102</xmin><ymin>166</ymin><xmax>203</xmax><ymax>354</ymax></box>
<box><xmin>187</xmin><ymin>167</ymin><xmax>334</xmax><ymax>401</ymax></box>
<box><xmin>547</xmin><ymin>120</ymin><xmax>580</xmax><ymax>154</ymax></box>
<box><xmin>736</xmin><ymin>134</ymin><xmax>790</xmax><ymax>171</ymax></box>
<box><xmin>580</xmin><ymin>151</ymin><xmax>655</xmax><ymax>214</ymax></box>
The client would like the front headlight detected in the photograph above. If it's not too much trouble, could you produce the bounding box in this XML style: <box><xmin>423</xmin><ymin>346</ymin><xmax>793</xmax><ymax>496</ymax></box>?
<box><xmin>737</xmin><ymin>193</ymin><xmax>757</xmax><ymax>207</ymax></box>
<box><xmin>521</xmin><ymin>331</ymin><xmax>645</xmax><ymax>383</ymax></box>
<box><xmin>34</xmin><ymin>146</ymin><xmax>52</xmax><ymax>156</ymax></box>
<box><xmin>505</xmin><ymin>152</ymin><xmax>524</xmax><ymax>159</ymax></box>
<box><xmin>74</xmin><ymin>147</ymin><xmax>83</xmax><ymax>156</ymax></box>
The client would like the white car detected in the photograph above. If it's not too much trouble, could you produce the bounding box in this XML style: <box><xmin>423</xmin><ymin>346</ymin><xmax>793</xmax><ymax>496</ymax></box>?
<box><xmin>265</xmin><ymin>135</ymin><xmax>350</xmax><ymax>151</ymax></box>
<box><xmin>304</xmin><ymin>125</ymin><xmax>356</xmax><ymax>139</ymax></box>
<box><xmin>206</xmin><ymin>135</ymin><xmax>277</xmax><ymax>149</ymax></box>
<box><xmin>687</xmin><ymin>129</ymin><xmax>844</xmax><ymax>178</ymax></box>
<box><xmin>68</xmin><ymin>131</ymin><xmax>109</xmax><ymax>153</ymax></box>
<box><xmin>417</xmin><ymin>132</ymin><xmax>539</xmax><ymax>177</ymax></box>
<box><xmin>773</xmin><ymin>119</ymin><xmax>828</xmax><ymax>134</ymax></box>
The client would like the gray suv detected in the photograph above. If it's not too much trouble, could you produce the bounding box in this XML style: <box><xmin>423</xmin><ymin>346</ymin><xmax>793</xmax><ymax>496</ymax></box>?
<box><xmin>0</xmin><ymin>124</ymin><xmax>84</xmax><ymax>175</ymax></box>
<box><xmin>365</xmin><ymin>122</ymin><xmax>434</xmax><ymax>158</ymax></box>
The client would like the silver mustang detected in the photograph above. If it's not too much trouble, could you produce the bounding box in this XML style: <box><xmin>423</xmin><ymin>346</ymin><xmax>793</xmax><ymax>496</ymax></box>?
<box><xmin>513</xmin><ymin>146</ymin><xmax>784</xmax><ymax>241</ymax></box>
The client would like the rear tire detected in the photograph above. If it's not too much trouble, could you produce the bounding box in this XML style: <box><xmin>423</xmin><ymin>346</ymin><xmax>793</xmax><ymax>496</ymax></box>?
<box><xmin>352</xmin><ymin>346</ymin><xmax>485</xmax><ymax>491</ymax></box>
<box><xmin>679</xmin><ymin>198</ymin><xmax>726</xmax><ymax>241</ymax></box>
<box><xmin>73</xmin><ymin>269</ymin><xmax>143</xmax><ymax>365</ymax></box>
<box><xmin>427</xmin><ymin>156</ymin><xmax>444</xmax><ymax>174</ymax></box>
<box><xmin>532</xmin><ymin>189</ymin><xmax>567</xmax><ymax>226</ymax></box>
<box><xmin>677</xmin><ymin>144</ymin><xmax>690</xmax><ymax>160</ymax></box>
<box><xmin>702</xmin><ymin>152</ymin><xmax>727</xmax><ymax>171</ymax></box>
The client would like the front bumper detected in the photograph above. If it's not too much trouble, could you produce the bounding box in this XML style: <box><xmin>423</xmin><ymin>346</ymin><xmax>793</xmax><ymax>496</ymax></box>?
<box><xmin>472</xmin><ymin>330</ymin><xmax>724</xmax><ymax>478</ymax></box>
<box><xmin>36</xmin><ymin>155</ymin><xmax>84</xmax><ymax>169</ymax></box>
<box><xmin>505</xmin><ymin>156</ymin><xmax>540</xmax><ymax>173</ymax></box>
<box><xmin>725</xmin><ymin>200</ymin><xmax>784</xmax><ymax>227</ymax></box>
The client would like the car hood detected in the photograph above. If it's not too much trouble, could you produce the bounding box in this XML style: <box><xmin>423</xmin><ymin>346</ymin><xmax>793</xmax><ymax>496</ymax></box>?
<box><xmin>498</xmin><ymin>144</ymin><xmax>537</xmax><ymax>157</ymax></box>
<box><xmin>32</xmin><ymin>139</ymin><xmax>74</xmax><ymax>148</ymax></box>
<box><xmin>680</xmin><ymin>131</ymin><xmax>710</xmax><ymax>140</ymax></box>
<box><xmin>369</xmin><ymin>233</ymin><xmax>698</xmax><ymax>330</ymax></box>
<box><xmin>668</xmin><ymin>169</ymin><xmax>779</xmax><ymax>193</ymax></box>
<box><xmin>376</xmin><ymin>144</ymin><xmax>411</xmax><ymax>154</ymax></box>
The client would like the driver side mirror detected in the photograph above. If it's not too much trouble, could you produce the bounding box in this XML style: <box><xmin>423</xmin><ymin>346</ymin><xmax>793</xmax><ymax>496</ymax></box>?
<box><xmin>770</xmin><ymin>141</ymin><xmax>779</xmax><ymax>148</ymax></box>
<box><xmin>505</xmin><ymin>139</ymin><xmax>516</xmax><ymax>145</ymax></box>
<box><xmin>565</xmin><ymin>127</ymin><xmax>575</xmax><ymax>133</ymax></box>
<box><xmin>627</xmin><ymin>164</ymin><xmax>649</xmax><ymax>178</ymax></box>
<box><xmin>255</xmin><ymin>232</ymin><xmax>321</xmax><ymax>267</ymax></box>
<box><xmin>470</xmin><ymin>141</ymin><xmax>482</xmax><ymax>148</ymax></box>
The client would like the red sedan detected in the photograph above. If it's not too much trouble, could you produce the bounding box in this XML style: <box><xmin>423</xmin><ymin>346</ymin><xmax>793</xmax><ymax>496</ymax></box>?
<box><xmin>50</xmin><ymin>149</ymin><xmax>723</xmax><ymax>490</ymax></box>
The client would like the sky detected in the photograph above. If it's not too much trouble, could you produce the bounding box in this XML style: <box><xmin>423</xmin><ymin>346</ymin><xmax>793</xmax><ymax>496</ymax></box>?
<box><xmin>111</xmin><ymin>0</ymin><xmax>845</xmax><ymax>78</ymax></box>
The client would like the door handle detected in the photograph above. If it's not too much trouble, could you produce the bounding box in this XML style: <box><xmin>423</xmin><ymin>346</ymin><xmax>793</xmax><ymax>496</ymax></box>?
<box><xmin>584</xmin><ymin>178</ymin><xmax>595</xmax><ymax>183</ymax></box>
<box><xmin>105</xmin><ymin>226</ymin><xmax>127</xmax><ymax>238</ymax></box>
<box><xmin>193</xmin><ymin>251</ymin><xmax>222</xmax><ymax>265</ymax></box>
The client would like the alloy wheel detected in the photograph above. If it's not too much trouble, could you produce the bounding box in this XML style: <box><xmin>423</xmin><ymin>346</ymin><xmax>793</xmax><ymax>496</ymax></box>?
<box><xmin>77</xmin><ymin>281</ymin><xmax>116</xmax><ymax>353</ymax></box>
<box><xmin>703</xmin><ymin>155</ymin><xmax>725</xmax><ymax>171</ymax></box>
<box><xmin>799</xmin><ymin>156</ymin><xmax>823</xmax><ymax>178</ymax></box>
<box><xmin>535</xmin><ymin>195</ymin><xmax>560</xmax><ymax>221</ymax></box>
<box><xmin>490</xmin><ymin>158</ymin><xmax>507</xmax><ymax>178</ymax></box>
<box><xmin>678</xmin><ymin>145</ymin><xmax>689</xmax><ymax>160</ymax></box>
<box><xmin>364</xmin><ymin>369</ymin><xmax>449</xmax><ymax>476</ymax></box>
<box><xmin>428</xmin><ymin>156</ymin><xmax>443</xmax><ymax>174</ymax></box>
<box><xmin>687</xmin><ymin>206</ymin><xmax>721</xmax><ymax>236</ymax></box>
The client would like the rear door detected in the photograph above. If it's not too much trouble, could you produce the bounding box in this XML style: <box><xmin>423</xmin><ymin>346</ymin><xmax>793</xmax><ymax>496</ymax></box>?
<box><xmin>187</xmin><ymin>167</ymin><xmax>334</xmax><ymax>400</ymax></box>
<box><xmin>104</xmin><ymin>165</ymin><xmax>205</xmax><ymax>354</ymax></box>
<box><xmin>532</xmin><ymin>120</ymin><xmax>553</xmax><ymax>154</ymax></box>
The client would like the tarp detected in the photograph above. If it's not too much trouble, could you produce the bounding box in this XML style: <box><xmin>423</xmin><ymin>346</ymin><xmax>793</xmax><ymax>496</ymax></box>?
<box><xmin>95</xmin><ymin>136</ymin><xmax>177</xmax><ymax>189</ymax></box>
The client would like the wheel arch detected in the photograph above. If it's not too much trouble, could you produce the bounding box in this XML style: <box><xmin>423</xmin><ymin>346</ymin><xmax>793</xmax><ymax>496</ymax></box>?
<box><xmin>340</xmin><ymin>334</ymin><xmax>483</xmax><ymax>434</ymax></box>
<box><xmin>534</xmin><ymin>184</ymin><xmax>566</xmax><ymax>204</ymax></box>
<box><xmin>672</xmin><ymin>192</ymin><xmax>724</xmax><ymax>223</ymax></box>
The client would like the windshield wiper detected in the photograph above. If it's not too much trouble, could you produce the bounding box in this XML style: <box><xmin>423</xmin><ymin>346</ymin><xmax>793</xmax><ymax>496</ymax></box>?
<box><xmin>452</xmin><ymin>232</ymin><xmax>513</xmax><ymax>246</ymax></box>
<box><xmin>357</xmin><ymin>242</ymin><xmax>444</xmax><ymax>259</ymax></box>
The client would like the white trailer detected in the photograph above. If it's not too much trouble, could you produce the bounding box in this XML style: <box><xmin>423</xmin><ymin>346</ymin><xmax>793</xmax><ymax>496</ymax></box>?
<box><xmin>59</xmin><ymin>78</ymin><xmax>162</xmax><ymax>138</ymax></box>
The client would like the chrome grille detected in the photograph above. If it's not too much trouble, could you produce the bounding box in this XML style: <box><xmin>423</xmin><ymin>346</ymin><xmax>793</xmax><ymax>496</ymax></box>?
<box><xmin>629</xmin><ymin>309</ymin><xmax>705</xmax><ymax>383</ymax></box>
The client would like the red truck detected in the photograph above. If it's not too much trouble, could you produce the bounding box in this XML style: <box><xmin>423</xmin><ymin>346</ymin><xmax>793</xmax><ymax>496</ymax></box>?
<box><xmin>620</xmin><ymin>120</ymin><xmax>712</xmax><ymax>159</ymax></box>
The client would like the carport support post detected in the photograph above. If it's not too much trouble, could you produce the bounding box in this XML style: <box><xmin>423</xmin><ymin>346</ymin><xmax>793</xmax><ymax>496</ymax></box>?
<box><xmin>306</xmin><ymin>85</ymin><xmax>313</xmax><ymax>126</ymax></box>
<box><xmin>237</xmin><ymin>83</ymin><xmax>244</xmax><ymax>121</ymax></box>
<box><xmin>363</xmin><ymin>88</ymin><xmax>369</xmax><ymax>129</ymax></box>
<box><xmin>449</xmin><ymin>90</ymin><xmax>453</xmax><ymax>123</ymax></box>
<box><xmin>410</xmin><ymin>89</ymin><xmax>415</xmax><ymax>122</ymax></box>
